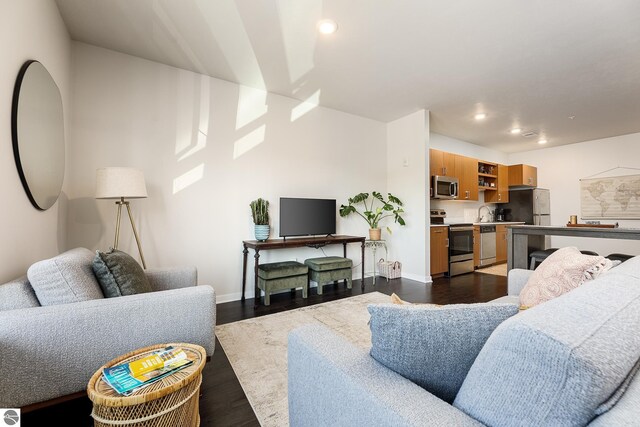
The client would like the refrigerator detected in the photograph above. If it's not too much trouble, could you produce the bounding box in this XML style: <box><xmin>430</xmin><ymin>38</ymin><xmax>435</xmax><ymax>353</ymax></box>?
<box><xmin>505</xmin><ymin>188</ymin><xmax>551</xmax><ymax>225</ymax></box>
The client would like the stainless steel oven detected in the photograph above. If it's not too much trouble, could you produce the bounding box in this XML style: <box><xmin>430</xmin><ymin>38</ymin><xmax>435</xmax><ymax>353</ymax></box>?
<box><xmin>448</xmin><ymin>224</ymin><xmax>475</xmax><ymax>276</ymax></box>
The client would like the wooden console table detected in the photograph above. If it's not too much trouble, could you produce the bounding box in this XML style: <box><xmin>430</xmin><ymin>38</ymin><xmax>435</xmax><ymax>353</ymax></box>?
<box><xmin>242</xmin><ymin>235</ymin><xmax>366</xmax><ymax>305</ymax></box>
<box><xmin>507</xmin><ymin>225</ymin><xmax>640</xmax><ymax>270</ymax></box>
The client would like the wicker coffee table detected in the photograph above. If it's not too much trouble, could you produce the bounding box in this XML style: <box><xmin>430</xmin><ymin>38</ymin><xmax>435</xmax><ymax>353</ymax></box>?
<box><xmin>87</xmin><ymin>343</ymin><xmax>206</xmax><ymax>427</ymax></box>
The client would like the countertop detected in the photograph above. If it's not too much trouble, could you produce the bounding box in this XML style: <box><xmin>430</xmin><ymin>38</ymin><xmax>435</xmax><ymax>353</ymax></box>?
<box><xmin>473</xmin><ymin>221</ymin><xmax>525</xmax><ymax>226</ymax></box>
<box><xmin>429</xmin><ymin>222</ymin><xmax>525</xmax><ymax>227</ymax></box>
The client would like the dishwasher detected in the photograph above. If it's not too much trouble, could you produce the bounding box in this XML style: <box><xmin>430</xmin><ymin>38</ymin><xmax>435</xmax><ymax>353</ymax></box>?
<box><xmin>480</xmin><ymin>225</ymin><xmax>496</xmax><ymax>266</ymax></box>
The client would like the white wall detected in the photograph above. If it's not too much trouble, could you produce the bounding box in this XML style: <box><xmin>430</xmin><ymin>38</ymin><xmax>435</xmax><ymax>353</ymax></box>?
<box><xmin>386</xmin><ymin>110</ymin><xmax>428</xmax><ymax>282</ymax></box>
<box><xmin>430</xmin><ymin>133</ymin><xmax>508</xmax><ymax>223</ymax></box>
<box><xmin>508</xmin><ymin>133</ymin><xmax>640</xmax><ymax>256</ymax></box>
<box><xmin>0</xmin><ymin>0</ymin><xmax>70</xmax><ymax>282</ymax></box>
<box><xmin>65</xmin><ymin>42</ymin><xmax>388</xmax><ymax>302</ymax></box>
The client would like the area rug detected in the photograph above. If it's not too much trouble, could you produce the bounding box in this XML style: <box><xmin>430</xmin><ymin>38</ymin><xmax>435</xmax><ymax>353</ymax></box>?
<box><xmin>215</xmin><ymin>292</ymin><xmax>391</xmax><ymax>427</ymax></box>
<box><xmin>476</xmin><ymin>263</ymin><xmax>508</xmax><ymax>276</ymax></box>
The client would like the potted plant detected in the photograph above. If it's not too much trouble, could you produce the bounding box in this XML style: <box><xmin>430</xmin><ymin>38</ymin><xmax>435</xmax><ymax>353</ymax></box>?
<box><xmin>250</xmin><ymin>198</ymin><xmax>270</xmax><ymax>241</ymax></box>
<box><xmin>339</xmin><ymin>192</ymin><xmax>406</xmax><ymax>240</ymax></box>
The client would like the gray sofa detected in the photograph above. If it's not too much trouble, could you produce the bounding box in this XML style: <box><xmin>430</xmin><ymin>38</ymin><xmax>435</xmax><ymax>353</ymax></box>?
<box><xmin>0</xmin><ymin>248</ymin><xmax>216</xmax><ymax>409</ymax></box>
<box><xmin>288</xmin><ymin>257</ymin><xmax>640</xmax><ymax>426</ymax></box>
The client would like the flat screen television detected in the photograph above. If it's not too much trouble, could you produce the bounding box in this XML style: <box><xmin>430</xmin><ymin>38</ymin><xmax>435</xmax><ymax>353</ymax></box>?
<box><xmin>279</xmin><ymin>197</ymin><xmax>336</xmax><ymax>238</ymax></box>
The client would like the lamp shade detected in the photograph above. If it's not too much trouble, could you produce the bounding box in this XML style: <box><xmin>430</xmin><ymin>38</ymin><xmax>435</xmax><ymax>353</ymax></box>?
<box><xmin>95</xmin><ymin>167</ymin><xmax>148</xmax><ymax>199</ymax></box>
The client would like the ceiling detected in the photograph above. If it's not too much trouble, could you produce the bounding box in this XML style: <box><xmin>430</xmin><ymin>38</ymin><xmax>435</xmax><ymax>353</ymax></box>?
<box><xmin>55</xmin><ymin>0</ymin><xmax>640</xmax><ymax>153</ymax></box>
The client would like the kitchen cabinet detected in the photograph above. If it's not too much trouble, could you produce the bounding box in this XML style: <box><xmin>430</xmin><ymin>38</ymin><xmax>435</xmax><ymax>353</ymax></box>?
<box><xmin>473</xmin><ymin>225</ymin><xmax>480</xmax><ymax>268</ymax></box>
<box><xmin>429</xmin><ymin>149</ymin><xmax>456</xmax><ymax>177</ymax></box>
<box><xmin>430</xmin><ymin>227</ymin><xmax>449</xmax><ymax>276</ymax></box>
<box><xmin>496</xmin><ymin>225</ymin><xmax>508</xmax><ymax>263</ymax></box>
<box><xmin>455</xmin><ymin>155</ymin><xmax>479</xmax><ymax>201</ymax></box>
<box><xmin>485</xmin><ymin>164</ymin><xmax>510</xmax><ymax>203</ymax></box>
<box><xmin>508</xmin><ymin>164</ymin><xmax>537</xmax><ymax>187</ymax></box>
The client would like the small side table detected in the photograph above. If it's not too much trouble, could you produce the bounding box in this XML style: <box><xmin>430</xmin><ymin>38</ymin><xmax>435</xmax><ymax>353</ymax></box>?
<box><xmin>87</xmin><ymin>343</ymin><xmax>206</xmax><ymax>427</ymax></box>
<box><xmin>365</xmin><ymin>239</ymin><xmax>388</xmax><ymax>285</ymax></box>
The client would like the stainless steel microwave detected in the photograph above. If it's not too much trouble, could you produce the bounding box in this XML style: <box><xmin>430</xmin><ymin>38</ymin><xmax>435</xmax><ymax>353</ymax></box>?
<box><xmin>431</xmin><ymin>175</ymin><xmax>459</xmax><ymax>199</ymax></box>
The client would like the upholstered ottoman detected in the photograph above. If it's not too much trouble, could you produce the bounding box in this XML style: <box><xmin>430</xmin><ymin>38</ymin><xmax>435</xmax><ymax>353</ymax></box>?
<box><xmin>258</xmin><ymin>261</ymin><xmax>308</xmax><ymax>306</ymax></box>
<box><xmin>304</xmin><ymin>257</ymin><xmax>353</xmax><ymax>295</ymax></box>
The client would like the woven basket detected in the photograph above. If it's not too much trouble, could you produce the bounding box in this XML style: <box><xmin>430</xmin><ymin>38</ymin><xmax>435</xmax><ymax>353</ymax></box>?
<box><xmin>87</xmin><ymin>343</ymin><xmax>206</xmax><ymax>427</ymax></box>
<box><xmin>377</xmin><ymin>259</ymin><xmax>402</xmax><ymax>280</ymax></box>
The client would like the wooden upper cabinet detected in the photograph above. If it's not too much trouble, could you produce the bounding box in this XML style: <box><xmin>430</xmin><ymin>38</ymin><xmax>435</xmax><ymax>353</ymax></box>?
<box><xmin>455</xmin><ymin>155</ymin><xmax>479</xmax><ymax>201</ymax></box>
<box><xmin>429</xmin><ymin>149</ymin><xmax>455</xmax><ymax>177</ymax></box>
<box><xmin>485</xmin><ymin>164</ymin><xmax>510</xmax><ymax>203</ymax></box>
<box><xmin>508</xmin><ymin>164</ymin><xmax>537</xmax><ymax>187</ymax></box>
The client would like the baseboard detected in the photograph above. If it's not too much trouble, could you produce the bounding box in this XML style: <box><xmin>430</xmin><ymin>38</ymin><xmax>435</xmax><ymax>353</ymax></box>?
<box><xmin>401</xmin><ymin>272</ymin><xmax>431</xmax><ymax>283</ymax></box>
<box><xmin>216</xmin><ymin>292</ymin><xmax>246</xmax><ymax>304</ymax></box>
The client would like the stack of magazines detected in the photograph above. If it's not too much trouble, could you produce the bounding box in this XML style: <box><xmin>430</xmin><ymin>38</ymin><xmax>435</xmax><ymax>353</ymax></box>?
<box><xmin>102</xmin><ymin>346</ymin><xmax>194</xmax><ymax>395</ymax></box>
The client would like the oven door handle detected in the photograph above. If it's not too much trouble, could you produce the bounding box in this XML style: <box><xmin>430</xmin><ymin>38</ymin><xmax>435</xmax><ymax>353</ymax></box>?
<box><xmin>450</xmin><ymin>226</ymin><xmax>474</xmax><ymax>232</ymax></box>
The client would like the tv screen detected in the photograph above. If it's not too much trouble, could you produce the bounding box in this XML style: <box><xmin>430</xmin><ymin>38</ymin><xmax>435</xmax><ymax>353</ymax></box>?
<box><xmin>279</xmin><ymin>198</ymin><xmax>336</xmax><ymax>237</ymax></box>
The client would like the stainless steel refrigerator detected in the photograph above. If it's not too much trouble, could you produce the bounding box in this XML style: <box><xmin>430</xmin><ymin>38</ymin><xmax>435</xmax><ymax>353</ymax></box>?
<box><xmin>504</xmin><ymin>188</ymin><xmax>551</xmax><ymax>225</ymax></box>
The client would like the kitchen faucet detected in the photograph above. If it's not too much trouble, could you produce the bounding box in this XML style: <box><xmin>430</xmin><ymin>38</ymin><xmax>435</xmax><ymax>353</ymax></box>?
<box><xmin>478</xmin><ymin>205</ymin><xmax>493</xmax><ymax>223</ymax></box>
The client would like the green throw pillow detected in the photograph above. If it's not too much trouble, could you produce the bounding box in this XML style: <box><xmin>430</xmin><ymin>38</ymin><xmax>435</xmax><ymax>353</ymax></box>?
<box><xmin>92</xmin><ymin>249</ymin><xmax>152</xmax><ymax>297</ymax></box>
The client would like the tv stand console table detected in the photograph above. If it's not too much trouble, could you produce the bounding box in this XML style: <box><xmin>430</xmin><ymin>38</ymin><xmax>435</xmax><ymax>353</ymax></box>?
<box><xmin>242</xmin><ymin>235</ymin><xmax>366</xmax><ymax>305</ymax></box>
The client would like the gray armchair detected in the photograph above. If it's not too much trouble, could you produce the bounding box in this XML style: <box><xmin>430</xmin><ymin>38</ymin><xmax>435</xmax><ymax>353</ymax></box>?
<box><xmin>0</xmin><ymin>264</ymin><xmax>216</xmax><ymax>408</ymax></box>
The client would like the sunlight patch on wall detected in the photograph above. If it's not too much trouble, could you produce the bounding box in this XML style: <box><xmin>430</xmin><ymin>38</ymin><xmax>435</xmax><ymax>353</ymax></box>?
<box><xmin>196</xmin><ymin>0</ymin><xmax>265</xmax><ymax>90</ymax></box>
<box><xmin>173</xmin><ymin>164</ymin><xmax>205</xmax><ymax>194</ymax></box>
<box><xmin>278</xmin><ymin>0</ymin><xmax>322</xmax><ymax>83</ymax></box>
<box><xmin>233</xmin><ymin>125</ymin><xmax>266</xmax><ymax>159</ymax></box>
<box><xmin>291</xmin><ymin>89</ymin><xmax>320</xmax><ymax>122</ymax></box>
<box><xmin>236</xmin><ymin>85</ymin><xmax>268</xmax><ymax>130</ymax></box>
<box><xmin>175</xmin><ymin>75</ymin><xmax>210</xmax><ymax>160</ymax></box>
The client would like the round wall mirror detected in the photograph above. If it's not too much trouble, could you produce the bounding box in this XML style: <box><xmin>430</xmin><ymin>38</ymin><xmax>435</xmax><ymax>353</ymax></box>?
<box><xmin>12</xmin><ymin>60</ymin><xmax>65</xmax><ymax>211</ymax></box>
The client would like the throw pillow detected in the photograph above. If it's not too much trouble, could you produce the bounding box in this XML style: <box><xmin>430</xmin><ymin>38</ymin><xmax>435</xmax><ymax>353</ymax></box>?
<box><xmin>519</xmin><ymin>246</ymin><xmax>614</xmax><ymax>308</ymax></box>
<box><xmin>27</xmin><ymin>248</ymin><xmax>104</xmax><ymax>306</ymax></box>
<box><xmin>93</xmin><ymin>249</ymin><xmax>152</xmax><ymax>297</ymax></box>
<box><xmin>368</xmin><ymin>302</ymin><xmax>519</xmax><ymax>403</ymax></box>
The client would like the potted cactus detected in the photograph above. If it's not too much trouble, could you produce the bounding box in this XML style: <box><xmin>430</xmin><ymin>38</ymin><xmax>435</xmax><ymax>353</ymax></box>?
<box><xmin>250</xmin><ymin>198</ymin><xmax>270</xmax><ymax>241</ymax></box>
<box><xmin>339</xmin><ymin>192</ymin><xmax>406</xmax><ymax>240</ymax></box>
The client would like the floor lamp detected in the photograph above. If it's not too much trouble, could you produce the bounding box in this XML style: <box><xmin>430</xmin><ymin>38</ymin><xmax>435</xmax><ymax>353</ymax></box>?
<box><xmin>96</xmin><ymin>167</ymin><xmax>148</xmax><ymax>269</ymax></box>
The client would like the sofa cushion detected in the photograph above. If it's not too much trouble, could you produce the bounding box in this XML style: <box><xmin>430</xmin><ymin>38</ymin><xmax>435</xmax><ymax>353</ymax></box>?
<box><xmin>589</xmin><ymin>360</ymin><xmax>640</xmax><ymax>426</ymax></box>
<box><xmin>27</xmin><ymin>248</ymin><xmax>104</xmax><ymax>306</ymax></box>
<box><xmin>0</xmin><ymin>276</ymin><xmax>40</xmax><ymax>311</ymax></box>
<box><xmin>368</xmin><ymin>302</ymin><xmax>519</xmax><ymax>403</ymax></box>
<box><xmin>453</xmin><ymin>264</ymin><xmax>640</xmax><ymax>427</ymax></box>
<box><xmin>93</xmin><ymin>249</ymin><xmax>152</xmax><ymax>297</ymax></box>
<box><xmin>519</xmin><ymin>246</ymin><xmax>613</xmax><ymax>308</ymax></box>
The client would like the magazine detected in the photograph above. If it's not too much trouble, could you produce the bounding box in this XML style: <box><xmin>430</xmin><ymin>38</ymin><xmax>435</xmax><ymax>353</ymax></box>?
<box><xmin>102</xmin><ymin>346</ymin><xmax>193</xmax><ymax>395</ymax></box>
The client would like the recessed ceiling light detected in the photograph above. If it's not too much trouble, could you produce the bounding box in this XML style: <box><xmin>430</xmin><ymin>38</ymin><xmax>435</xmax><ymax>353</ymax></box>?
<box><xmin>317</xmin><ymin>19</ymin><xmax>338</xmax><ymax>34</ymax></box>
<box><xmin>510</xmin><ymin>128</ymin><xmax>522</xmax><ymax>134</ymax></box>
<box><xmin>474</xmin><ymin>113</ymin><xmax>487</xmax><ymax>120</ymax></box>
<box><xmin>538</xmin><ymin>139</ymin><xmax>548</xmax><ymax>145</ymax></box>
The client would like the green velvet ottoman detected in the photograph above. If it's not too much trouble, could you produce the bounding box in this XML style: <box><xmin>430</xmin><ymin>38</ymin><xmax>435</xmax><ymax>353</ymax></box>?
<box><xmin>257</xmin><ymin>261</ymin><xmax>309</xmax><ymax>306</ymax></box>
<box><xmin>304</xmin><ymin>257</ymin><xmax>353</xmax><ymax>295</ymax></box>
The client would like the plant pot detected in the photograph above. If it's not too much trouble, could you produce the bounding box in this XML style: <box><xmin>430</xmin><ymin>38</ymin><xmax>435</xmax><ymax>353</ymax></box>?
<box><xmin>254</xmin><ymin>224</ymin><xmax>270</xmax><ymax>241</ymax></box>
<box><xmin>369</xmin><ymin>228</ymin><xmax>381</xmax><ymax>241</ymax></box>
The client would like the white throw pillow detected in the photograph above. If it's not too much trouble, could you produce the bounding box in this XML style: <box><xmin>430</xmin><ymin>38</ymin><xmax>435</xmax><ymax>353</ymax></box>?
<box><xmin>519</xmin><ymin>247</ymin><xmax>614</xmax><ymax>308</ymax></box>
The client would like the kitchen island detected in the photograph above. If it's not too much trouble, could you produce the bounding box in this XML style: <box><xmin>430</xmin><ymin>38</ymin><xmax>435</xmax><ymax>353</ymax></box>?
<box><xmin>507</xmin><ymin>225</ymin><xmax>640</xmax><ymax>270</ymax></box>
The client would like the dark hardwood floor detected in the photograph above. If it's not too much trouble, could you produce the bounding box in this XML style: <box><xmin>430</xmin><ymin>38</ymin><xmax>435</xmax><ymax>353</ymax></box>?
<box><xmin>23</xmin><ymin>271</ymin><xmax>507</xmax><ymax>426</ymax></box>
